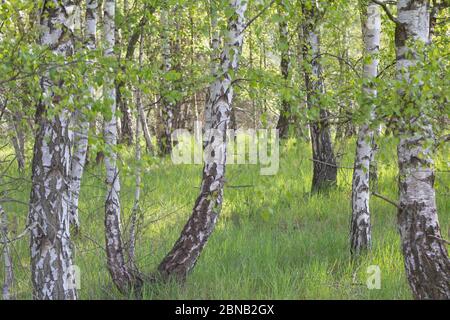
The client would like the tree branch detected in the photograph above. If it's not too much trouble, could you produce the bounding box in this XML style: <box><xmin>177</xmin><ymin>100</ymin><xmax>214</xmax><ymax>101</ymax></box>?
<box><xmin>372</xmin><ymin>192</ymin><xmax>402</xmax><ymax>209</ymax></box>
<box><xmin>241</xmin><ymin>0</ymin><xmax>276</xmax><ymax>34</ymax></box>
<box><xmin>371</xmin><ymin>0</ymin><xmax>400</xmax><ymax>25</ymax></box>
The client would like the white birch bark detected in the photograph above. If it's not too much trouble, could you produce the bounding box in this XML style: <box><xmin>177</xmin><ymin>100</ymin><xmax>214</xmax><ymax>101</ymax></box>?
<box><xmin>204</xmin><ymin>0</ymin><xmax>221</xmax><ymax>136</ymax></box>
<box><xmin>29</xmin><ymin>0</ymin><xmax>78</xmax><ymax>300</ymax></box>
<box><xmin>103</xmin><ymin>0</ymin><xmax>141</xmax><ymax>295</ymax></box>
<box><xmin>159</xmin><ymin>6</ymin><xmax>175</xmax><ymax>154</ymax></box>
<box><xmin>350</xmin><ymin>1</ymin><xmax>381</xmax><ymax>256</ymax></box>
<box><xmin>395</xmin><ymin>0</ymin><xmax>450</xmax><ymax>299</ymax></box>
<box><xmin>158</xmin><ymin>0</ymin><xmax>248</xmax><ymax>280</ymax></box>
<box><xmin>68</xmin><ymin>0</ymin><xmax>98</xmax><ymax>230</ymax></box>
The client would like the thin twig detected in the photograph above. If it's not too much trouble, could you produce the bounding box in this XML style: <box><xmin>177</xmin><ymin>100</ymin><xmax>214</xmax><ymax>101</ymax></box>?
<box><xmin>371</xmin><ymin>0</ymin><xmax>400</xmax><ymax>25</ymax></box>
<box><xmin>372</xmin><ymin>192</ymin><xmax>402</xmax><ymax>209</ymax></box>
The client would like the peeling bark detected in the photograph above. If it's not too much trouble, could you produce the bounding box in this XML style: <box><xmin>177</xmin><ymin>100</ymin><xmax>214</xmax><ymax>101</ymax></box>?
<box><xmin>395</xmin><ymin>0</ymin><xmax>450</xmax><ymax>299</ymax></box>
<box><xmin>350</xmin><ymin>1</ymin><xmax>381</xmax><ymax>256</ymax></box>
<box><xmin>301</xmin><ymin>1</ymin><xmax>337</xmax><ymax>193</ymax></box>
<box><xmin>29</xmin><ymin>0</ymin><xmax>78</xmax><ymax>300</ymax></box>
<box><xmin>103</xmin><ymin>0</ymin><xmax>142</xmax><ymax>295</ymax></box>
<box><xmin>158</xmin><ymin>0</ymin><xmax>248</xmax><ymax>280</ymax></box>
<box><xmin>69</xmin><ymin>0</ymin><xmax>98</xmax><ymax>230</ymax></box>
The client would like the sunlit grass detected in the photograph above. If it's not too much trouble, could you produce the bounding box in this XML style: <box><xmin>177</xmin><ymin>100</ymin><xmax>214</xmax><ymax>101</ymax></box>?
<box><xmin>0</xmin><ymin>136</ymin><xmax>448</xmax><ymax>300</ymax></box>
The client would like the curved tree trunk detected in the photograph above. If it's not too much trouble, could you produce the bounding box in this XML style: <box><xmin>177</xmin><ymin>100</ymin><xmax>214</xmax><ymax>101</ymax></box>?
<box><xmin>69</xmin><ymin>0</ymin><xmax>98</xmax><ymax>231</ymax></box>
<box><xmin>28</xmin><ymin>0</ymin><xmax>78</xmax><ymax>300</ymax></box>
<box><xmin>103</xmin><ymin>0</ymin><xmax>142</xmax><ymax>295</ymax></box>
<box><xmin>158</xmin><ymin>0</ymin><xmax>248</xmax><ymax>281</ymax></box>
<box><xmin>350</xmin><ymin>1</ymin><xmax>381</xmax><ymax>256</ymax></box>
<box><xmin>395</xmin><ymin>0</ymin><xmax>450</xmax><ymax>299</ymax></box>
<box><xmin>301</xmin><ymin>1</ymin><xmax>337</xmax><ymax>193</ymax></box>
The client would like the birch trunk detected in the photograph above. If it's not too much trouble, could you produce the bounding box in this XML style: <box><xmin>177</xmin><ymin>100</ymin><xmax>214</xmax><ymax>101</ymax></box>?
<box><xmin>158</xmin><ymin>7</ymin><xmax>174</xmax><ymax>155</ymax></box>
<box><xmin>276</xmin><ymin>0</ymin><xmax>291</xmax><ymax>139</ymax></box>
<box><xmin>103</xmin><ymin>0</ymin><xmax>141</xmax><ymax>295</ymax></box>
<box><xmin>301</xmin><ymin>1</ymin><xmax>337</xmax><ymax>193</ymax></box>
<box><xmin>158</xmin><ymin>0</ymin><xmax>248</xmax><ymax>280</ymax></box>
<box><xmin>128</xmin><ymin>31</ymin><xmax>146</xmax><ymax>267</ymax></box>
<box><xmin>29</xmin><ymin>0</ymin><xmax>78</xmax><ymax>300</ymax></box>
<box><xmin>68</xmin><ymin>0</ymin><xmax>98</xmax><ymax>230</ymax></box>
<box><xmin>395</xmin><ymin>0</ymin><xmax>450</xmax><ymax>299</ymax></box>
<box><xmin>137</xmin><ymin>31</ymin><xmax>154</xmax><ymax>155</ymax></box>
<box><xmin>350</xmin><ymin>0</ymin><xmax>381</xmax><ymax>256</ymax></box>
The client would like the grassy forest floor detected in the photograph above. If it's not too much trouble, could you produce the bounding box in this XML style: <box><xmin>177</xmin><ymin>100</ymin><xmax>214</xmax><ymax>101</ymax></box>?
<box><xmin>2</xmin><ymin>136</ymin><xmax>449</xmax><ymax>299</ymax></box>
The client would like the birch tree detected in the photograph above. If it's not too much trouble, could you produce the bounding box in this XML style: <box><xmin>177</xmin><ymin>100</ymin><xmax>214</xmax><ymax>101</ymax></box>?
<box><xmin>28</xmin><ymin>0</ymin><xmax>78</xmax><ymax>300</ymax></box>
<box><xmin>69</xmin><ymin>0</ymin><xmax>98</xmax><ymax>230</ymax></box>
<box><xmin>276</xmin><ymin>0</ymin><xmax>292</xmax><ymax>139</ymax></box>
<box><xmin>158</xmin><ymin>0</ymin><xmax>248</xmax><ymax>280</ymax></box>
<box><xmin>393</xmin><ymin>0</ymin><xmax>450</xmax><ymax>299</ymax></box>
<box><xmin>301</xmin><ymin>0</ymin><xmax>338</xmax><ymax>193</ymax></box>
<box><xmin>103</xmin><ymin>0</ymin><xmax>142</xmax><ymax>295</ymax></box>
<box><xmin>158</xmin><ymin>5</ymin><xmax>175</xmax><ymax>155</ymax></box>
<box><xmin>350</xmin><ymin>0</ymin><xmax>381</xmax><ymax>256</ymax></box>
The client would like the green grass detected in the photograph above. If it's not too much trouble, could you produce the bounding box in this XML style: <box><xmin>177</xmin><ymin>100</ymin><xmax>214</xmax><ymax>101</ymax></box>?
<box><xmin>1</xmin><ymin>136</ymin><xmax>449</xmax><ymax>300</ymax></box>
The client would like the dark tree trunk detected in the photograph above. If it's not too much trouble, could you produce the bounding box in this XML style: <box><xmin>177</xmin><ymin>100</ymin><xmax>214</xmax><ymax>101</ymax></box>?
<box><xmin>276</xmin><ymin>1</ymin><xmax>291</xmax><ymax>139</ymax></box>
<box><xmin>301</xmin><ymin>1</ymin><xmax>337</xmax><ymax>193</ymax></box>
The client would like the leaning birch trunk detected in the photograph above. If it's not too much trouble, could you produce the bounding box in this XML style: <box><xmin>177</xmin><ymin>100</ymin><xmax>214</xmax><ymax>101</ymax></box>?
<box><xmin>158</xmin><ymin>0</ymin><xmax>248</xmax><ymax>280</ymax></box>
<box><xmin>1</xmin><ymin>204</ymin><xmax>13</xmax><ymax>300</ymax></box>
<box><xmin>29</xmin><ymin>0</ymin><xmax>77</xmax><ymax>300</ymax></box>
<box><xmin>395</xmin><ymin>0</ymin><xmax>450</xmax><ymax>299</ymax></box>
<box><xmin>301</xmin><ymin>1</ymin><xmax>337</xmax><ymax>193</ymax></box>
<box><xmin>350</xmin><ymin>0</ymin><xmax>381</xmax><ymax>256</ymax></box>
<box><xmin>103</xmin><ymin>0</ymin><xmax>141</xmax><ymax>295</ymax></box>
<box><xmin>69</xmin><ymin>0</ymin><xmax>98</xmax><ymax>230</ymax></box>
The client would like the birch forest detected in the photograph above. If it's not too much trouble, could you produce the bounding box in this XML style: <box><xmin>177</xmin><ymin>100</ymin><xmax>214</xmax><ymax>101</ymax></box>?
<box><xmin>0</xmin><ymin>0</ymin><xmax>449</xmax><ymax>300</ymax></box>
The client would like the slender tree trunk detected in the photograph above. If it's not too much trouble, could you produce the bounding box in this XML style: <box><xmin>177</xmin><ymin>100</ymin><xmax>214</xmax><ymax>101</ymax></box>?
<box><xmin>129</xmin><ymin>104</ymin><xmax>141</xmax><ymax>269</ymax></box>
<box><xmin>103</xmin><ymin>0</ymin><xmax>141</xmax><ymax>295</ymax></box>
<box><xmin>1</xmin><ymin>204</ymin><xmax>13</xmax><ymax>300</ymax></box>
<box><xmin>68</xmin><ymin>0</ymin><xmax>98</xmax><ymax>231</ymax></box>
<box><xmin>276</xmin><ymin>0</ymin><xmax>291</xmax><ymax>139</ymax></box>
<box><xmin>7</xmin><ymin>111</ymin><xmax>26</xmax><ymax>171</ymax></box>
<box><xmin>203</xmin><ymin>0</ymin><xmax>221</xmax><ymax>147</ymax></box>
<box><xmin>301</xmin><ymin>1</ymin><xmax>337</xmax><ymax>193</ymax></box>
<box><xmin>395</xmin><ymin>0</ymin><xmax>450</xmax><ymax>299</ymax></box>
<box><xmin>158</xmin><ymin>6</ymin><xmax>175</xmax><ymax>155</ymax></box>
<box><xmin>136</xmin><ymin>31</ymin><xmax>154</xmax><ymax>155</ymax></box>
<box><xmin>28</xmin><ymin>0</ymin><xmax>78</xmax><ymax>300</ymax></box>
<box><xmin>158</xmin><ymin>0</ymin><xmax>248</xmax><ymax>280</ymax></box>
<box><xmin>350</xmin><ymin>1</ymin><xmax>381</xmax><ymax>256</ymax></box>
